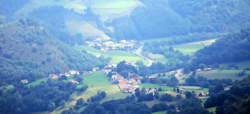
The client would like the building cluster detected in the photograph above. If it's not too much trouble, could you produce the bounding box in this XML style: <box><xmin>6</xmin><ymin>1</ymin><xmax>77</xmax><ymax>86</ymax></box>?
<box><xmin>86</xmin><ymin>38</ymin><xmax>136</xmax><ymax>51</ymax></box>
<box><xmin>111</xmin><ymin>72</ymin><xmax>142</xmax><ymax>93</ymax></box>
<box><xmin>47</xmin><ymin>70</ymin><xmax>81</xmax><ymax>84</ymax></box>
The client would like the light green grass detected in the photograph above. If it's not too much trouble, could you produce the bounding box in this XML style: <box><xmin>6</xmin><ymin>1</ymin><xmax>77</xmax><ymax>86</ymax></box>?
<box><xmin>207</xmin><ymin>107</ymin><xmax>216</xmax><ymax>114</ymax></box>
<box><xmin>139</xmin><ymin>83</ymin><xmax>174</xmax><ymax>91</ymax></box>
<box><xmin>179</xmin><ymin>86</ymin><xmax>209</xmax><ymax>93</ymax></box>
<box><xmin>77</xmin><ymin>46</ymin><xmax>147</xmax><ymax>64</ymax></box>
<box><xmin>152</xmin><ymin>111</ymin><xmax>166</xmax><ymax>114</ymax></box>
<box><xmin>196</xmin><ymin>70</ymin><xmax>250</xmax><ymax>80</ymax></box>
<box><xmin>27</xmin><ymin>78</ymin><xmax>48</xmax><ymax>87</ymax></box>
<box><xmin>147</xmin><ymin>53</ymin><xmax>168</xmax><ymax>63</ymax></box>
<box><xmin>173</xmin><ymin>39</ymin><xmax>216</xmax><ymax>54</ymax></box>
<box><xmin>220</xmin><ymin>61</ymin><xmax>250</xmax><ymax>69</ymax></box>
<box><xmin>52</xmin><ymin>71</ymin><xmax>129</xmax><ymax>114</ymax></box>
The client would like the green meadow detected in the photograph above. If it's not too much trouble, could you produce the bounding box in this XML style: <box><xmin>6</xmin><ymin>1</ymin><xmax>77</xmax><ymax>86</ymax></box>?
<box><xmin>139</xmin><ymin>83</ymin><xmax>174</xmax><ymax>91</ymax></box>
<box><xmin>77</xmin><ymin>46</ymin><xmax>148</xmax><ymax>64</ymax></box>
<box><xmin>173</xmin><ymin>39</ymin><xmax>216</xmax><ymax>55</ymax></box>
<box><xmin>53</xmin><ymin>71</ymin><xmax>129</xmax><ymax>114</ymax></box>
<box><xmin>27</xmin><ymin>78</ymin><xmax>48</xmax><ymax>88</ymax></box>
<box><xmin>196</xmin><ymin>70</ymin><xmax>250</xmax><ymax>80</ymax></box>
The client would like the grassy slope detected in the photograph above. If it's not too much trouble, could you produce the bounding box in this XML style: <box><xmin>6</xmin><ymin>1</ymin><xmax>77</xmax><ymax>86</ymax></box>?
<box><xmin>172</xmin><ymin>39</ymin><xmax>217</xmax><ymax>55</ymax></box>
<box><xmin>27</xmin><ymin>78</ymin><xmax>48</xmax><ymax>88</ymax></box>
<box><xmin>77</xmin><ymin>46</ymin><xmax>148</xmax><ymax>64</ymax></box>
<box><xmin>53</xmin><ymin>71</ymin><xmax>129</xmax><ymax>114</ymax></box>
<box><xmin>196</xmin><ymin>70</ymin><xmax>250</xmax><ymax>80</ymax></box>
<box><xmin>220</xmin><ymin>61</ymin><xmax>250</xmax><ymax>69</ymax></box>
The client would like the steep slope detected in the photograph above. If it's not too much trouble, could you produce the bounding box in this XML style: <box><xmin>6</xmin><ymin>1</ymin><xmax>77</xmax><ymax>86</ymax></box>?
<box><xmin>0</xmin><ymin>19</ymin><xmax>105</xmax><ymax>83</ymax></box>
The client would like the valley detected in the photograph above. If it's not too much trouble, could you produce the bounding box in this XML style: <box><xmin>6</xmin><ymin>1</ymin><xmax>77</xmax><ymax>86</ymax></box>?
<box><xmin>1</xmin><ymin>0</ymin><xmax>250</xmax><ymax>114</ymax></box>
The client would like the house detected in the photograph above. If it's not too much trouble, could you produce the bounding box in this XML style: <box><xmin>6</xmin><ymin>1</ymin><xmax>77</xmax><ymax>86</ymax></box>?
<box><xmin>92</xmin><ymin>67</ymin><xmax>100</xmax><ymax>72</ymax></box>
<box><xmin>103</xmin><ymin>69</ymin><xmax>112</xmax><ymax>74</ymax></box>
<box><xmin>68</xmin><ymin>70</ymin><xmax>80</xmax><ymax>75</ymax></box>
<box><xmin>118</xmin><ymin>84</ymin><xmax>139</xmax><ymax>93</ymax></box>
<box><xmin>20</xmin><ymin>79</ymin><xmax>29</xmax><ymax>84</ymax></box>
<box><xmin>203</xmin><ymin>68</ymin><xmax>212</xmax><ymax>71</ymax></box>
<box><xmin>69</xmin><ymin>79</ymin><xmax>80</xmax><ymax>85</ymax></box>
<box><xmin>147</xmin><ymin>88</ymin><xmax>157</xmax><ymax>96</ymax></box>
<box><xmin>64</xmin><ymin>73</ymin><xmax>71</xmax><ymax>77</ymax></box>
<box><xmin>49</xmin><ymin>74</ymin><xmax>59</xmax><ymax>79</ymax></box>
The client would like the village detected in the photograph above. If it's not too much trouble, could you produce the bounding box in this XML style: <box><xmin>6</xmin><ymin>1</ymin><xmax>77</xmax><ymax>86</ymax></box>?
<box><xmin>20</xmin><ymin>60</ymin><xmax>211</xmax><ymax>99</ymax></box>
<box><xmin>85</xmin><ymin>37</ymin><xmax>136</xmax><ymax>51</ymax></box>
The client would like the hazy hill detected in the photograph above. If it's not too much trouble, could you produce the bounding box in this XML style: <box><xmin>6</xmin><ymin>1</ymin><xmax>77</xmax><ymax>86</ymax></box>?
<box><xmin>194</xmin><ymin>29</ymin><xmax>250</xmax><ymax>65</ymax></box>
<box><xmin>1</xmin><ymin>0</ymin><xmax>249</xmax><ymax>42</ymax></box>
<box><xmin>0</xmin><ymin>19</ymin><xmax>105</xmax><ymax>83</ymax></box>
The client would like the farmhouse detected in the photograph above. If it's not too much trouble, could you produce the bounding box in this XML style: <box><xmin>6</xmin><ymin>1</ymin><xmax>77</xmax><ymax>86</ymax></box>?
<box><xmin>68</xmin><ymin>79</ymin><xmax>80</xmax><ymax>85</ymax></box>
<box><xmin>49</xmin><ymin>74</ymin><xmax>59</xmax><ymax>79</ymax></box>
<box><xmin>20</xmin><ymin>79</ymin><xmax>29</xmax><ymax>84</ymax></box>
<box><xmin>92</xmin><ymin>67</ymin><xmax>100</xmax><ymax>72</ymax></box>
<box><xmin>68</xmin><ymin>70</ymin><xmax>80</xmax><ymax>75</ymax></box>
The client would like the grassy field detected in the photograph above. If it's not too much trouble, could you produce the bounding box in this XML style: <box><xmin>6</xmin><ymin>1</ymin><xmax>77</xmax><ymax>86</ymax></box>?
<box><xmin>179</xmin><ymin>86</ymin><xmax>209</xmax><ymax>93</ymax></box>
<box><xmin>139</xmin><ymin>83</ymin><xmax>174</xmax><ymax>91</ymax></box>
<box><xmin>53</xmin><ymin>71</ymin><xmax>129</xmax><ymax>114</ymax></box>
<box><xmin>220</xmin><ymin>61</ymin><xmax>250</xmax><ymax>69</ymax></box>
<box><xmin>207</xmin><ymin>107</ymin><xmax>216</xmax><ymax>114</ymax></box>
<box><xmin>77</xmin><ymin>46</ymin><xmax>148</xmax><ymax>64</ymax></box>
<box><xmin>27</xmin><ymin>78</ymin><xmax>48</xmax><ymax>88</ymax></box>
<box><xmin>172</xmin><ymin>39</ymin><xmax>216</xmax><ymax>55</ymax></box>
<box><xmin>152</xmin><ymin>111</ymin><xmax>166</xmax><ymax>114</ymax></box>
<box><xmin>196</xmin><ymin>70</ymin><xmax>250</xmax><ymax>80</ymax></box>
<box><xmin>146</xmin><ymin>53</ymin><xmax>168</xmax><ymax>64</ymax></box>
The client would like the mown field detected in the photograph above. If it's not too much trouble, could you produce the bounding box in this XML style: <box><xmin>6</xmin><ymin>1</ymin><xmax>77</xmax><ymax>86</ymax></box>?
<box><xmin>77</xmin><ymin>46</ymin><xmax>148</xmax><ymax>64</ymax></box>
<box><xmin>196</xmin><ymin>70</ymin><xmax>250</xmax><ymax>80</ymax></box>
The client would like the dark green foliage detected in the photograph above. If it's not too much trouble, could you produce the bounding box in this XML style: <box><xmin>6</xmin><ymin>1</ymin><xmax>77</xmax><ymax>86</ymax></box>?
<box><xmin>160</xmin><ymin>94</ymin><xmax>174</xmax><ymax>101</ymax></box>
<box><xmin>0</xmin><ymin>19</ymin><xmax>105</xmax><ymax>84</ymax></box>
<box><xmin>151</xmin><ymin>103</ymin><xmax>170</xmax><ymax>113</ymax></box>
<box><xmin>116</xmin><ymin>61</ymin><xmax>137</xmax><ymax>78</ymax></box>
<box><xmin>205</xmin><ymin>76</ymin><xmax>250</xmax><ymax>114</ymax></box>
<box><xmin>0</xmin><ymin>79</ymin><xmax>82</xmax><ymax>113</ymax></box>
<box><xmin>82</xmin><ymin>97</ymin><xmax>151</xmax><ymax>114</ymax></box>
<box><xmin>194</xmin><ymin>29</ymin><xmax>250</xmax><ymax>65</ymax></box>
<box><xmin>176</xmin><ymin>97</ymin><xmax>210</xmax><ymax>114</ymax></box>
<box><xmin>87</xmin><ymin>91</ymin><xmax>106</xmax><ymax>103</ymax></box>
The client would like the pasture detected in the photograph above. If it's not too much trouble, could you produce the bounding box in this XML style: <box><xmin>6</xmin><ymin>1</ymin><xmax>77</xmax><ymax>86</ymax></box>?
<box><xmin>139</xmin><ymin>83</ymin><xmax>174</xmax><ymax>92</ymax></box>
<box><xmin>53</xmin><ymin>71</ymin><xmax>129</xmax><ymax>114</ymax></box>
<box><xmin>77</xmin><ymin>46</ymin><xmax>147</xmax><ymax>64</ymax></box>
<box><xmin>196</xmin><ymin>70</ymin><xmax>250</xmax><ymax>80</ymax></box>
<box><xmin>172</xmin><ymin>39</ymin><xmax>216</xmax><ymax>54</ymax></box>
<box><xmin>27</xmin><ymin>78</ymin><xmax>48</xmax><ymax>88</ymax></box>
<box><xmin>220</xmin><ymin>61</ymin><xmax>250</xmax><ymax>69</ymax></box>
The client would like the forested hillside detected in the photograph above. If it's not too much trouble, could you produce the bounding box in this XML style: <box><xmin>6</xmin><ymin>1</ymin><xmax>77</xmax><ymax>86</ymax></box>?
<box><xmin>194</xmin><ymin>29</ymin><xmax>250</xmax><ymax>65</ymax></box>
<box><xmin>109</xmin><ymin>0</ymin><xmax>250</xmax><ymax>40</ymax></box>
<box><xmin>205</xmin><ymin>76</ymin><xmax>250</xmax><ymax>114</ymax></box>
<box><xmin>0</xmin><ymin>19</ymin><xmax>105</xmax><ymax>84</ymax></box>
<box><xmin>1</xmin><ymin>0</ymin><xmax>249</xmax><ymax>42</ymax></box>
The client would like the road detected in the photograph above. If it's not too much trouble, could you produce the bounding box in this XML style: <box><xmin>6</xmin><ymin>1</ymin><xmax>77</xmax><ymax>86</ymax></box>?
<box><xmin>134</xmin><ymin>45</ymin><xmax>154</xmax><ymax>67</ymax></box>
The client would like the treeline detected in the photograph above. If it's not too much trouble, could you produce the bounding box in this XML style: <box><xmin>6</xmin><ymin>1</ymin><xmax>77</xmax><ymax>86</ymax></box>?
<box><xmin>0</xmin><ymin>78</ymin><xmax>87</xmax><ymax>114</ymax></box>
<box><xmin>204</xmin><ymin>76</ymin><xmax>250</xmax><ymax>114</ymax></box>
<box><xmin>168</xmin><ymin>0</ymin><xmax>250</xmax><ymax>33</ymax></box>
<box><xmin>142</xmin><ymin>46</ymin><xmax>190</xmax><ymax>75</ymax></box>
<box><xmin>63</xmin><ymin>91</ymin><xmax>209</xmax><ymax>114</ymax></box>
<box><xmin>193</xmin><ymin>29</ymin><xmax>250</xmax><ymax>66</ymax></box>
